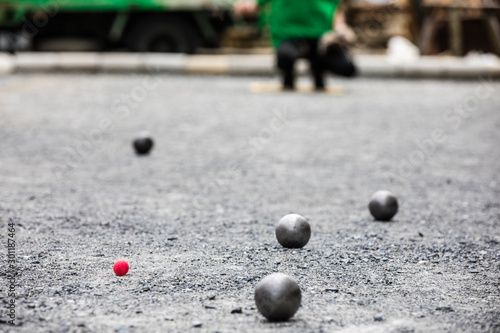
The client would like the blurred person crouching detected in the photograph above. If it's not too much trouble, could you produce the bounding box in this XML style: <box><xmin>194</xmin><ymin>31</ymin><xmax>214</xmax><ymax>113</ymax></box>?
<box><xmin>235</xmin><ymin>0</ymin><xmax>357</xmax><ymax>91</ymax></box>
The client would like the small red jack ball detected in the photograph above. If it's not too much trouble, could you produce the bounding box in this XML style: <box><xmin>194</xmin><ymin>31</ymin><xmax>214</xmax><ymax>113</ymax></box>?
<box><xmin>113</xmin><ymin>260</ymin><xmax>129</xmax><ymax>276</ymax></box>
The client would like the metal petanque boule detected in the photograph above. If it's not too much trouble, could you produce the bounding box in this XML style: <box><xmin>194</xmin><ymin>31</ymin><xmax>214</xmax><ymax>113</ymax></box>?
<box><xmin>255</xmin><ymin>273</ymin><xmax>302</xmax><ymax>322</ymax></box>
<box><xmin>368</xmin><ymin>190</ymin><xmax>399</xmax><ymax>221</ymax></box>
<box><xmin>275</xmin><ymin>214</ymin><xmax>311</xmax><ymax>248</ymax></box>
<box><xmin>133</xmin><ymin>131</ymin><xmax>154</xmax><ymax>155</ymax></box>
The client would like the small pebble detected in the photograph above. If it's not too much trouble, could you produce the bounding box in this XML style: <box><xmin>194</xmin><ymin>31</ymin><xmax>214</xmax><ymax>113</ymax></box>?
<box><xmin>436</xmin><ymin>306</ymin><xmax>454</xmax><ymax>312</ymax></box>
<box><xmin>114</xmin><ymin>326</ymin><xmax>131</xmax><ymax>333</ymax></box>
<box><xmin>231</xmin><ymin>307</ymin><xmax>243</xmax><ymax>314</ymax></box>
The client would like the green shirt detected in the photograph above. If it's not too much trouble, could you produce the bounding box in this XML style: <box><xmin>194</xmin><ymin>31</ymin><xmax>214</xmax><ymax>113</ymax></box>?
<box><xmin>258</xmin><ymin>0</ymin><xmax>339</xmax><ymax>46</ymax></box>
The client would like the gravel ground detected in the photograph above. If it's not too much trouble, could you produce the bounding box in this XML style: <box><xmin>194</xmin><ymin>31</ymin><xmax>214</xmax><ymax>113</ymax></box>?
<box><xmin>0</xmin><ymin>73</ymin><xmax>499</xmax><ymax>333</ymax></box>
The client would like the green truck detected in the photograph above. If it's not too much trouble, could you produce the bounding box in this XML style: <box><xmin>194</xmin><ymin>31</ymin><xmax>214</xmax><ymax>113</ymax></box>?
<box><xmin>0</xmin><ymin>0</ymin><xmax>259</xmax><ymax>53</ymax></box>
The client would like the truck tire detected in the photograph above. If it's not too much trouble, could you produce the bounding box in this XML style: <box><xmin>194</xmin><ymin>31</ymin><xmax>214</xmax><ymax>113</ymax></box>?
<box><xmin>127</xmin><ymin>17</ymin><xmax>200</xmax><ymax>54</ymax></box>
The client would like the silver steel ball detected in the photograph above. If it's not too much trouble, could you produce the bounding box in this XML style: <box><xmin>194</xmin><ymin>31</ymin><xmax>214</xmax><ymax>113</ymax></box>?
<box><xmin>368</xmin><ymin>190</ymin><xmax>398</xmax><ymax>221</ymax></box>
<box><xmin>255</xmin><ymin>273</ymin><xmax>301</xmax><ymax>321</ymax></box>
<box><xmin>133</xmin><ymin>131</ymin><xmax>154</xmax><ymax>155</ymax></box>
<box><xmin>275</xmin><ymin>214</ymin><xmax>311</xmax><ymax>248</ymax></box>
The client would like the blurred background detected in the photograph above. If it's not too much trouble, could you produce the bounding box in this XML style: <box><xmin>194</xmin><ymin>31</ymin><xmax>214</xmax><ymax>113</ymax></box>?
<box><xmin>0</xmin><ymin>0</ymin><xmax>498</xmax><ymax>58</ymax></box>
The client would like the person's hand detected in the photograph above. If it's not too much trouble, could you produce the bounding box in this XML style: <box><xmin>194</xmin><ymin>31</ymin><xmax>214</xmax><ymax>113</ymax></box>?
<box><xmin>318</xmin><ymin>31</ymin><xmax>342</xmax><ymax>54</ymax></box>
<box><xmin>318</xmin><ymin>25</ymin><xmax>356</xmax><ymax>54</ymax></box>
<box><xmin>335</xmin><ymin>24</ymin><xmax>357</xmax><ymax>45</ymax></box>
<box><xmin>234</xmin><ymin>0</ymin><xmax>259</xmax><ymax>17</ymax></box>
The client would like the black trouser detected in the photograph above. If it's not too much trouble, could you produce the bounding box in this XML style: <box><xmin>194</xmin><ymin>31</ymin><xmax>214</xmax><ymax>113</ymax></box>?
<box><xmin>276</xmin><ymin>38</ymin><xmax>356</xmax><ymax>89</ymax></box>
